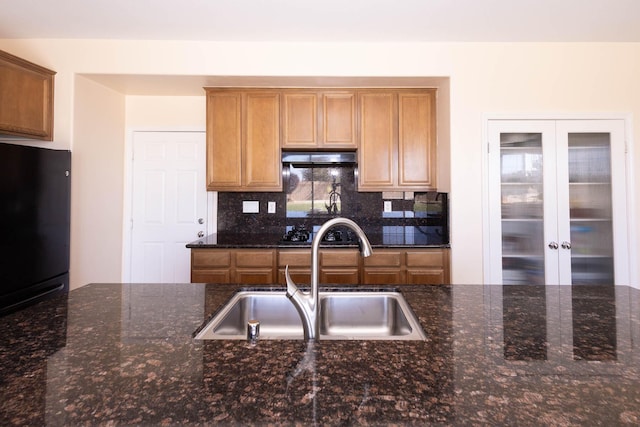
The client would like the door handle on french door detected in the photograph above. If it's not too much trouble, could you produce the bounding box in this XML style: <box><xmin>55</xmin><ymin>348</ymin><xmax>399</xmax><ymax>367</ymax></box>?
<box><xmin>561</xmin><ymin>241</ymin><xmax>572</xmax><ymax>250</ymax></box>
<box><xmin>548</xmin><ymin>242</ymin><xmax>559</xmax><ymax>249</ymax></box>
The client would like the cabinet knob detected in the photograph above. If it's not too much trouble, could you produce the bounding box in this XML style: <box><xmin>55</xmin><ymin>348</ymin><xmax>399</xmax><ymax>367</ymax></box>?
<box><xmin>198</xmin><ymin>218</ymin><xmax>204</xmax><ymax>224</ymax></box>
<box><xmin>198</xmin><ymin>231</ymin><xmax>205</xmax><ymax>238</ymax></box>
<box><xmin>561</xmin><ymin>241</ymin><xmax>572</xmax><ymax>250</ymax></box>
<box><xmin>548</xmin><ymin>242</ymin><xmax>559</xmax><ymax>250</ymax></box>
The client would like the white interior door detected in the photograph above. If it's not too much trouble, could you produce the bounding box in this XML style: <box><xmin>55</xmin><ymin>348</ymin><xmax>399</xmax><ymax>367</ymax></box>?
<box><xmin>130</xmin><ymin>131</ymin><xmax>207</xmax><ymax>283</ymax></box>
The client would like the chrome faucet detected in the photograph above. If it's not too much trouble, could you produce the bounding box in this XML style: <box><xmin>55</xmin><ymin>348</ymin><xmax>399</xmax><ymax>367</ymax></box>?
<box><xmin>285</xmin><ymin>217</ymin><xmax>373</xmax><ymax>341</ymax></box>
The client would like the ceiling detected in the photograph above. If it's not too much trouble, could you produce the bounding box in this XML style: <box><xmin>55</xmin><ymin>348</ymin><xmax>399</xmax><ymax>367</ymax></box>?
<box><xmin>1</xmin><ymin>0</ymin><xmax>640</xmax><ymax>42</ymax></box>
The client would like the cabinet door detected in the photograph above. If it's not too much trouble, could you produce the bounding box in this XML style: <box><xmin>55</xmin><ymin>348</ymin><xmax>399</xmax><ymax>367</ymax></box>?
<box><xmin>398</xmin><ymin>92</ymin><xmax>436</xmax><ymax>189</ymax></box>
<box><xmin>358</xmin><ymin>91</ymin><xmax>396</xmax><ymax>190</ymax></box>
<box><xmin>282</xmin><ymin>90</ymin><xmax>356</xmax><ymax>149</ymax></box>
<box><xmin>206</xmin><ymin>91</ymin><xmax>242</xmax><ymax>190</ymax></box>
<box><xmin>244</xmin><ymin>92</ymin><xmax>282</xmax><ymax>190</ymax></box>
<box><xmin>322</xmin><ymin>91</ymin><xmax>356</xmax><ymax>148</ymax></box>
<box><xmin>0</xmin><ymin>50</ymin><xmax>55</xmax><ymax>141</ymax></box>
<box><xmin>488</xmin><ymin>120</ymin><xmax>554</xmax><ymax>285</ymax></box>
<box><xmin>555</xmin><ymin>120</ymin><xmax>628</xmax><ymax>285</ymax></box>
<box><xmin>487</xmin><ymin>119</ymin><xmax>629</xmax><ymax>286</ymax></box>
<box><xmin>282</xmin><ymin>92</ymin><xmax>318</xmax><ymax>148</ymax></box>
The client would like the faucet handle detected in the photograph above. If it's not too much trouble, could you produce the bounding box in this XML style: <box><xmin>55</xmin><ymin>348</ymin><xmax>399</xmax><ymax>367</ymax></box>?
<box><xmin>284</xmin><ymin>265</ymin><xmax>300</xmax><ymax>297</ymax></box>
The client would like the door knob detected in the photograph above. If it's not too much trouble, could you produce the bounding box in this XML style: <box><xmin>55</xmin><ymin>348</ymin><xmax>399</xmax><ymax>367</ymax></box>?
<box><xmin>561</xmin><ymin>241</ymin><xmax>572</xmax><ymax>250</ymax></box>
<box><xmin>548</xmin><ymin>242</ymin><xmax>559</xmax><ymax>249</ymax></box>
<box><xmin>198</xmin><ymin>218</ymin><xmax>204</xmax><ymax>224</ymax></box>
<box><xmin>198</xmin><ymin>231</ymin><xmax>205</xmax><ymax>238</ymax></box>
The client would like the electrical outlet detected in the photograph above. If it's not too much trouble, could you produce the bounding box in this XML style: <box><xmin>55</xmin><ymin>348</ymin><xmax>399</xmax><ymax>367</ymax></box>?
<box><xmin>242</xmin><ymin>201</ymin><xmax>259</xmax><ymax>213</ymax></box>
<box><xmin>268</xmin><ymin>201</ymin><xmax>276</xmax><ymax>213</ymax></box>
<box><xmin>384</xmin><ymin>201</ymin><xmax>392</xmax><ymax>212</ymax></box>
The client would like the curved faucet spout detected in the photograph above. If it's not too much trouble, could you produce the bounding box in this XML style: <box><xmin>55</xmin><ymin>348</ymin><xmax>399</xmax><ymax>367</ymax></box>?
<box><xmin>285</xmin><ymin>217</ymin><xmax>373</xmax><ymax>341</ymax></box>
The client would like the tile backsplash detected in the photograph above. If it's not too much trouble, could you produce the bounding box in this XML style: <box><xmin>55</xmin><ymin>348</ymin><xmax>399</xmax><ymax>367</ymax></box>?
<box><xmin>216</xmin><ymin>155</ymin><xmax>448</xmax><ymax>245</ymax></box>
<box><xmin>216</xmin><ymin>190</ymin><xmax>449</xmax><ymax>245</ymax></box>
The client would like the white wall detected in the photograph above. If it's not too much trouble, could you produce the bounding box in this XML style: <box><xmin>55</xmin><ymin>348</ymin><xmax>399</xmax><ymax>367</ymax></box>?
<box><xmin>72</xmin><ymin>75</ymin><xmax>125</xmax><ymax>289</ymax></box>
<box><xmin>0</xmin><ymin>39</ymin><xmax>638</xmax><ymax>287</ymax></box>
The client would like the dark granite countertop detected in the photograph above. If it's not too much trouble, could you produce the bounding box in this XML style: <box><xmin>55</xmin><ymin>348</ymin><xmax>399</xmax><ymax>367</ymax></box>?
<box><xmin>2</xmin><ymin>283</ymin><xmax>639</xmax><ymax>426</ymax></box>
<box><xmin>187</xmin><ymin>232</ymin><xmax>450</xmax><ymax>249</ymax></box>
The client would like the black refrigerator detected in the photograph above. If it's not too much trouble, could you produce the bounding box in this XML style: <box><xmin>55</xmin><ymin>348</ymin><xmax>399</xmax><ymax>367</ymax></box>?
<box><xmin>0</xmin><ymin>142</ymin><xmax>71</xmax><ymax>315</ymax></box>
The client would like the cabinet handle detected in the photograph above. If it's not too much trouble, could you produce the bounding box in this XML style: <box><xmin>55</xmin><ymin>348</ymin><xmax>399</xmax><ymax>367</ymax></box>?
<box><xmin>561</xmin><ymin>241</ymin><xmax>572</xmax><ymax>250</ymax></box>
<box><xmin>548</xmin><ymin>242</ymin><xmax>559</xmax><ymax>250</ymax></box>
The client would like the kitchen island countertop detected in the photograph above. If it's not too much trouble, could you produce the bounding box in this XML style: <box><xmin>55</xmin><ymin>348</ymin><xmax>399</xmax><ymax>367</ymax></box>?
<box><xmin>1</xmin><ymin>282</ymin><xmax>639</xmax><ymax>425</ymax></box>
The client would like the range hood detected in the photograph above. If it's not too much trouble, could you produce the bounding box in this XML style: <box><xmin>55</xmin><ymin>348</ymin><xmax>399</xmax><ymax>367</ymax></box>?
<box><xmin>282</xmin><ymin>152</ymin><xmax>357</xmax><ymax>166</ymax></box>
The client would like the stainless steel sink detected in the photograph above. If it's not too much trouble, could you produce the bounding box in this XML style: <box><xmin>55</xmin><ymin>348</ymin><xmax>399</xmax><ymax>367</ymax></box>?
<box><xmin>195</xmin><ymin>290</ymin><xmax>426</xmax><ymax>341</ymax></box>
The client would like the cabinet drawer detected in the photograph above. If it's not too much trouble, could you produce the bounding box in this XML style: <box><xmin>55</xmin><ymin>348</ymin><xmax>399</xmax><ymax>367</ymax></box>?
<box><xmin>364</xmin><ymin>251</ymin><xmax>402</xmax><ymax>267</ymax></box>
<box><xmin>192</xmin><ymin>250</ymin><xmax>231</xmax><ymax>268</ymax></box>
<box><xmin>321</xmin><ymin>268</ymin><xmax>359</xmax><ymax>284</ymax></box>
<box><xmin>236</xmin><ymin>269</ymin><xmax>275</xmax><ymax>284</ymax></box>
<box><xmin>236</xmin><ymin>250</ymin><xmax>275</xmax><ymax>268</ymax></box>
<box><xmin>406</xmin><ymin>251</ymin><xmax>443</xmax><ymax>268</ymax></box>
<box><xmin>406</xmin><ymin>269</ymin><xmax>445</xmax><ymax>285</ymax></box>
<box><xmin>277</xmin><ymin>268</ymin><xmax>311</xmax><ymax>285</ymax></box>
<box><xmin>362</xmin><ymin>269</ymin><xmax>404</xmax><ymax>285</ymax></box>
<box><xmin>278</xmin><ymin>250</ymin><xmax>311</xmax><ymax>267</ymax></box>
<box><xmin>191</xmin><ymin>269</ymin><xmax>231</xmax><ymax>283</ymax></box>
<box><xmin>321</xmin><ymin>249</ymin><xmax>359</xmax><ymax>267</ymax></box>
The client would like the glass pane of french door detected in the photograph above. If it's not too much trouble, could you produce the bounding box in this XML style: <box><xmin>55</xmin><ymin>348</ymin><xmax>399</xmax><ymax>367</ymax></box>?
<box><xmin>567</xmin><ymin>133</ymin><xmax>614</xmax><ymax>284</ymax></box>
<box><xmin>500</xmin><ymin>133</ymin><xmax>545</xmax><ymax>285</ymax></box>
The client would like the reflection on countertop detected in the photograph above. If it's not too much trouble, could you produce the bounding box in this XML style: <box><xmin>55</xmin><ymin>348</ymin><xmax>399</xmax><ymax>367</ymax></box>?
<box><xmin>1</xmin><ymin>283</ymin><xmax>638</xmax><ymax>425</ymax></box>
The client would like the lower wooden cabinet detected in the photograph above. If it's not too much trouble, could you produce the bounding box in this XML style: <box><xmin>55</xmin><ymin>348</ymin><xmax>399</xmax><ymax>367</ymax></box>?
<box><xmin>363</xmin><ymin>248</ymin><xmax>450</xmax><ymax>285</ymax></box>
<box><xmin>277</xmin><ymin>249</ymin><xmax>360</xmax><ymax>285</ymax></box>
<box><xmin>191</xmin><ymin>247</ymin><xmax>449</xmax><ymax>285</ymax></box>
<box><xmin>191</xmin><ymin>249</ymin><xmax>276</xmax><ymax>284</ymax></box>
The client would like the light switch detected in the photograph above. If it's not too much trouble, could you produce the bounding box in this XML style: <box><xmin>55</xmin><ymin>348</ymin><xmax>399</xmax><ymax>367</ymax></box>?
<box><xmin>384</xmin><ymin>201</ymin><xmax>392</xmax><ymax>212</ymax></box>
<box><xmin>268</xmin><ymin>201</ymin><xmax>276</xmax><ymax>213</ymax></box>
<box><xmin>242</xmin><ymin>201</ymin><xmax>260</xmax><ymax>213</ymax></box>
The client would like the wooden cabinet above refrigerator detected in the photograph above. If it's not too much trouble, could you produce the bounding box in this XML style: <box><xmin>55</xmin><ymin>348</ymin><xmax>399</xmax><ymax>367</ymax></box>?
<box><xmin>0</xmin><ymin>50</ymin><xmax>55</xmax><ymax>141</ymax></box>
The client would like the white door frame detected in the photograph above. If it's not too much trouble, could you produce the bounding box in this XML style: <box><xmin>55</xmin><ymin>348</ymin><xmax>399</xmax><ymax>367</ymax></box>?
<box><xmin>122</xmin><ymin>127</ymin><xmax>217</xmax><ymax>283</ymax></box>
<box><xmin>481</xmin><ymin>113</ymin><xmax>638</xmax><ymax>287</ymax></box>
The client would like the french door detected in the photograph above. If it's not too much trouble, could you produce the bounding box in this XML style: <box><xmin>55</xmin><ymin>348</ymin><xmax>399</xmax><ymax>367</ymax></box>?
<box><xmin>487</xmin><ymin>119</ymin><xmax>629</xmax><ymax>285</ymax></box>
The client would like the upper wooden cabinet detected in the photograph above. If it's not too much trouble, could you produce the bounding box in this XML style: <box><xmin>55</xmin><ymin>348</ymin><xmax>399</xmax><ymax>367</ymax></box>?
<box><xmin>0</xmin><ymin>50</ymin><xmax>55</xmax><ymax>141</ymax></box>
<box><xmin>205</xmin><ymin>89</ymin><xmax>282</xmax><ymax>191</ymax></box>
<box><xmin>282</xmin><ymin>90</ymin><xmax>356</xmax><ymax>149</ymax></box>
<box><xmin>205</xmin><ymin>87</ymin><xmax>437</xmax><ymax>192</ymax></box>
<box><xmin>358</xmin><ymin>89</ymin><xmax>437</xmax><ymax>191</ymax></box>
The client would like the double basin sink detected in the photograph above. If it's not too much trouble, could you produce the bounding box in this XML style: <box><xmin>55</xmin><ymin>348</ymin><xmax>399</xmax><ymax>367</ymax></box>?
<box><xmin>195</xmin><ymin>289</ymin><xmax>426</xmax><ymax>341</ymax></box>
